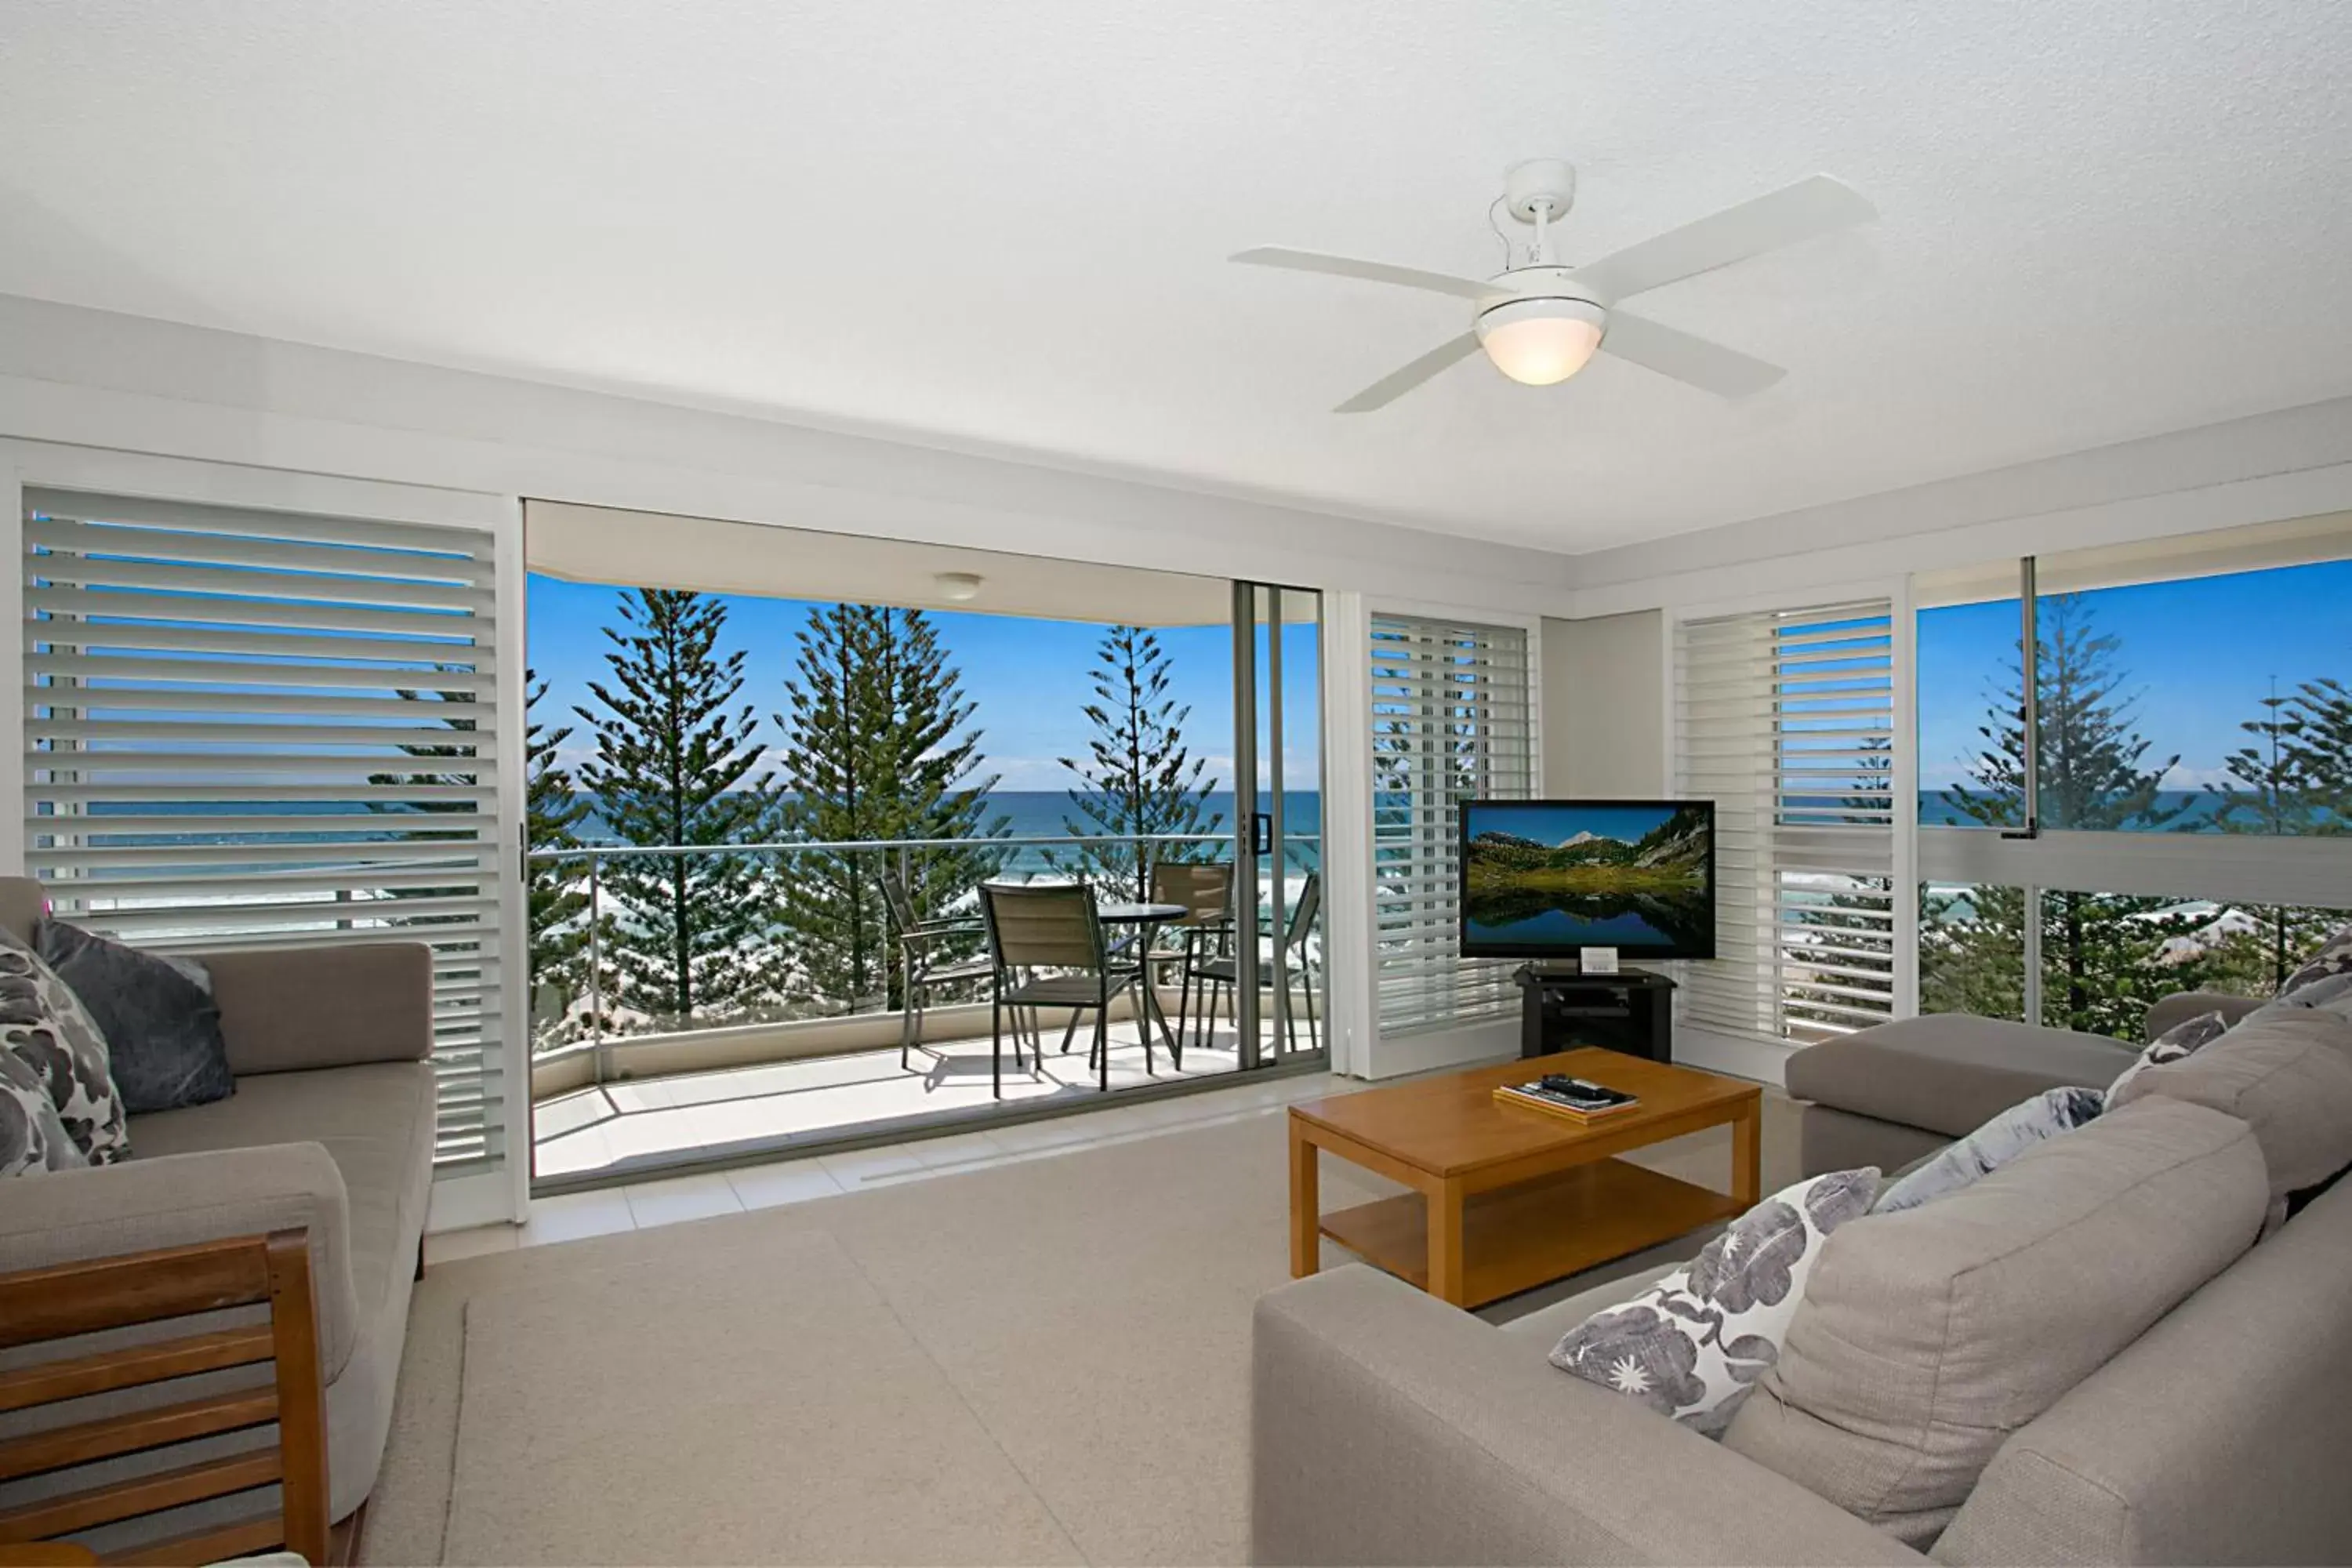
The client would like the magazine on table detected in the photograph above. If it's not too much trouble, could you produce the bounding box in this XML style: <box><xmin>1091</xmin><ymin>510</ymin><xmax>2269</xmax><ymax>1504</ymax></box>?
<box><xmin>1494</xmin><ymin>1074</ymin><xmax>1640</xmax><ymax>1121</ymax></box>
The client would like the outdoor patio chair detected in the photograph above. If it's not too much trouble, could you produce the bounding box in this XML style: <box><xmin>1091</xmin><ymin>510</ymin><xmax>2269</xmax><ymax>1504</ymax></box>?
<box><xmin>1148</xmin><ymin>859</ymin><xmax>1235</xmax><ymax>1054</ymax></box>
<box><xmin>1185</xmin><ymin>870</ymin><xmax>1321</xmax><ymax>1055</ymax></box>
<box><xmin>882</xmin><ymin>868</ymin><xmax>1000</xmax><ymax>1069</ymax></box>
<box><xmin>978</xmin><ymin>880</ymin><xmax>1145</xmax><ymax>1098</ymax></box>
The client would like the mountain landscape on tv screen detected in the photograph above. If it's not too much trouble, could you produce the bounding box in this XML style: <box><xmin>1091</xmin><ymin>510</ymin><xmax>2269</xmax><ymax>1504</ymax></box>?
<box><xmin>1463</xmin><ymin>804</ymin><xmax>1711</xmax><ymax>952</ymax></box>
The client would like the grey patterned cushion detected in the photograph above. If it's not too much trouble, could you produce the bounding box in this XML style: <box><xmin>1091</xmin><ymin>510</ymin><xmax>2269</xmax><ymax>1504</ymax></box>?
<box><xmin>1548</xmin><ymin>1168</ymin><xmax>1879</xmax><ymax>1435</ymax></box>
<box><xmin>2109</xmin><ymin>1008</ymin><xmax>2234</xmax><ymax>1098</ymax></box>
<box><xmin>0</xmin><ymin>925</ymin><xmax>128</xmax><ymax>1163</ymax></box>
<box><xmin>2279</xmin><ymin>923</ymin><xmax>2352</xmax><ymax>1000</ymax></box>
<box><xmin>1875</xmin><ymin>1086</ymin><xmax>2107</xmax><ymax>1214</ymax></box>
<box><xmin>0</xmin><ymin>1045</ymin><xmax>86</xmax><ymax>1176</ymax></box>
<box><xmin>36</xmin><ymin>920</ymin><xmax>233</xmax><ymax>1116</ymax></box>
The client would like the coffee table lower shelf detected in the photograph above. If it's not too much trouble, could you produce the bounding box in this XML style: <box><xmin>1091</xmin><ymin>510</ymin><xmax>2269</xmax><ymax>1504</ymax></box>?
<box><xmin>1319</xmin><ymin>1158</ymin><xmax>1744</xmax><ymax>1308</ymax></box>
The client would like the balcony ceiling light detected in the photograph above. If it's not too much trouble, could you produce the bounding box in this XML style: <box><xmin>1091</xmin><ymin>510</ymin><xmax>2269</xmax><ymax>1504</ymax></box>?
<box><xmin>935</xmin><ymin>572</ymin><xmax>983</xmax><ymax>602</ymax></box>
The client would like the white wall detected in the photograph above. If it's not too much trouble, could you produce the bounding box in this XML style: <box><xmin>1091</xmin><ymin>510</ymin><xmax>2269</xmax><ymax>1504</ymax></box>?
<box><xmin>0</xmin><ymin>294</ymin><xmax>1578</xmax><ymax>614</ymax></box>
<box><xmin>1540</xmin><ymin>611</ymin><xmax>1667</xmax><ymax>797</ymax></box>
<box><xmin>1568</xmin><ymin>397</ymin><xmax>2352</xmax><ymax>617</ymax></box>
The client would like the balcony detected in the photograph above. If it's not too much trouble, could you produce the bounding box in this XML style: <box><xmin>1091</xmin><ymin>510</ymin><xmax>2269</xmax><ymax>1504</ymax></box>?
<box><xmin>528</xmin><ymin>833</ymin><xmax>1323</xmax><ymax>1188</ymax></box>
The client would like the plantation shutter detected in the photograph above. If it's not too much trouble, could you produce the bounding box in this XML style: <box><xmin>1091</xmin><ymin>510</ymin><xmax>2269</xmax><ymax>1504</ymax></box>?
<box><xmin>1675</xmin><ymin>598</ymin><xmax>1897</xmax><ymax>1044</ymax></box>
<box><xmin>1369</xmin><ymin>613</ymin><xmax>1534</xmax><ymax>1033</ymax></box>
<box><xmin>22</xmin><ymin>489</ymin><xmax>511</xmax><ymax>1173</ymax></box>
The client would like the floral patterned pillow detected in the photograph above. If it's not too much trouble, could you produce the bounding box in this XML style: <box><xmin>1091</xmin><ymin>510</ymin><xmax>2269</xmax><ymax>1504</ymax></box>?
<box><xmin>0</xmin><ymin>1046</ymin><xmax>85</xmax><ymax>1177</ymax></box>
<box><xmin>2279</xmin><ymin>924</ymin><xmax>2352</xmax><ymax>1001</ymax></box>
<box><xmin>2108</xmin><ymin>1008</ymin><xmax>2234</xmax><ymax>1098</ymax></box>
<box><xmin>1548</xmin><ymin>1168</ymin><xmax>1879</xmax><ymax>1436</ymax></box>
<box><xmin>0</xmin><ymin>926</ymin><xmax>128</xmax><ymax>1164</ymax></box>
<box><xmin>1875</xmin><ymin>1085</ymin><xmax>2107</xmax><ymax>1213</ymax></box>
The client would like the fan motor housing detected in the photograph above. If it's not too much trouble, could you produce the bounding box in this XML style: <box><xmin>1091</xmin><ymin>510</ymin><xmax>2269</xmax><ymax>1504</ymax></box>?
<box><xmin>1483</xmin><ymin>264</ymin><xmax>1610</xmax><ymax>311</ymax></box>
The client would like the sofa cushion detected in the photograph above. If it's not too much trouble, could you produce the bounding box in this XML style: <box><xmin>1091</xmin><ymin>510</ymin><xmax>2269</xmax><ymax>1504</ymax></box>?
<box><xmin>1722</xmin><ymin>1096</ymin><xmax>2266</xmax><ymax>1548</ymax></box>
<box><xmin>1784</xmin><ymin>1013</ymin><xmax>2132</xmax><ymax>1139</ymax></box>
<box><xmin>2108</xmin><ymin>1007</ymin><xmax>2352</xmax><ymax>1203</ymax></box>
<box><xmin>36</xmin><ymin>919</ymin><xmax>234</xmax><ymax>1116</ymax></box>
<box><xmin>131</xmin><ymin>1062</ymin><xmax>435</xmax><ymax>1344</ymax></box>
<box><xmin>1936</xmin><ymin>1174</ymin><xmax>2352</xmax><ymax>1566</ymax></box>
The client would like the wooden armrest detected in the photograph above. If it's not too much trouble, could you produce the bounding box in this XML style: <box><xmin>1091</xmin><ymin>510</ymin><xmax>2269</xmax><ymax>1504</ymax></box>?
<box><xmin>0</xmin><ymin>1231</ymin><xmax>330</xmax><ymax>1566</ymax></box>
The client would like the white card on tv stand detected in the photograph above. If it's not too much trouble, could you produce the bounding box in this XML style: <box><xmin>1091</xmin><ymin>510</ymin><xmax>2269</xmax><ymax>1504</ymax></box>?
<box><xmin>1581</xmin><ymin>947</ymin><xmax>1619</xmax><ymax>975</ymax></box>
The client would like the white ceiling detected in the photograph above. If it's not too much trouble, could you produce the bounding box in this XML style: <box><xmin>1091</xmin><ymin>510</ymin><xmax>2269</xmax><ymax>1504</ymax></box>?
<box><xmin>4</xmin><ymin>1</ymin><xmax>2350</xmax><ymax>556</ymax></box>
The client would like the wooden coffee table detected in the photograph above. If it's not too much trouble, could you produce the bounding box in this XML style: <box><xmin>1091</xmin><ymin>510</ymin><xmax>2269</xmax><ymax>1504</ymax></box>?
<box><xmin>1289</xmin><ymin>1048</ymin><xmax>1762</xmax><ymax>1308</ymax></box>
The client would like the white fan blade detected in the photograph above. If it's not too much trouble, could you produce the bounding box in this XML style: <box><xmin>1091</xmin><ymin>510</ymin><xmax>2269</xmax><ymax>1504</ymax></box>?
<box><xmin>1571</xmin><ymin>175</ymin><xmax>1875</xmax><ymax>303</ymax></box>
<box><xmin>1232</xmin><ymin>247</ymin><xmax>1496</xmax><ymax>301</ymax></box>
<box><xmin>1601</xmin><ymin>314</ymin><xmax>1784</xmax><ymax>398</ymax></box>
<box><xmin>1334</xmin><ymin>333</ymin><xmax>1483</xmax><ymax>412</ymax></box>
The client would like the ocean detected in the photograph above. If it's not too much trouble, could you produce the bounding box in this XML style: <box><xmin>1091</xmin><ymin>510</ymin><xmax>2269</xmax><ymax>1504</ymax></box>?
<box><xmin>69</xmin><ymin>786</ymin><xmax>2272</xmax><ymax>872</ymax></box>
<box><xmin>564</xmin><ymin>789</ymin><xmax>1323</xmax><ymax>877</ymax></box>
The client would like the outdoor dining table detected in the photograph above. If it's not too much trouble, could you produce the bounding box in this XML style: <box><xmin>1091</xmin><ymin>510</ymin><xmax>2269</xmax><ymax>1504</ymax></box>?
<box><xmin>1097</xmin><ymin>901</ymin><xmax>1189</xmax><ymax>1061</ymax></box>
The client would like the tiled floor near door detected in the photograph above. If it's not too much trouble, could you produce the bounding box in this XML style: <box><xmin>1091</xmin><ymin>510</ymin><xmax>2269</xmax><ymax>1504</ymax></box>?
<box><xmin>430</xmin><ymin>1069</ymin><xmax>1358</xmax><ymax>1265</ymax></box>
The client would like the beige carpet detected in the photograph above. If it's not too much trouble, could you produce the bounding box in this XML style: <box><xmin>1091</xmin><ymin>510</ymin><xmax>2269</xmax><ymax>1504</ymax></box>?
<box><xmin>365</xmin><ymin>1091</ymin><xmax>1800</xmax><ymax>1566</ymax></box>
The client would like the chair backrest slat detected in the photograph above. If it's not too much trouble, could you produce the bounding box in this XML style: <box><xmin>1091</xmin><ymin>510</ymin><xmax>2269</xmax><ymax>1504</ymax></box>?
<box><xmin>880</xmin><ymin>868</ymin><xmax>919</xmax><ymax>933</ymax></box>
<box><xmin>980</xmin><ymin>882</ymin><xmax>1104</xmax><ymax>969</ymax></box>
<box><xmin>1151</xmin><ymin>862</ymin><xmax>1233</xmax><ymax>925</ymax></box>
<box><xmin>1286</xmin><ymin>872</ymin><xmax>1322</xmax><ymax>949</ymax></box>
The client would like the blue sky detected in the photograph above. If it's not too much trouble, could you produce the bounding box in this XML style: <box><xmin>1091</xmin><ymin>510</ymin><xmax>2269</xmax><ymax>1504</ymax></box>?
<box><xmin>1917</xmin><ymin>558</ymin><xmax>2352</xmax><ymax>791</ymax></box>
<box><xmin>1465</xmin><ymin>801</ymin><xmax>1686</xmax><ymax>848</ymax></box>
<box><xmin>527</xmin><ymin>574</ymin><xmax>1322</xmax><ymax>793</ymax></box>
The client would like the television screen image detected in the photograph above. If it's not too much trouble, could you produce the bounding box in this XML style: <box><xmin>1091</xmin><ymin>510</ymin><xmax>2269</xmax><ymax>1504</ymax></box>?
<box><xmin>1458</xmin><ymin>799</ymin><xmax>1716</xmax><ymax>960</ymax></box>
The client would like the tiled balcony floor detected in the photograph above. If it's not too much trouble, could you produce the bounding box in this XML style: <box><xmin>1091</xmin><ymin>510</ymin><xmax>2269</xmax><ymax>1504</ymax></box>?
<box><xmin>532</xmin><ymin>1017</ymin><xmax>1314</xmax><ymax>1184</ymax></box>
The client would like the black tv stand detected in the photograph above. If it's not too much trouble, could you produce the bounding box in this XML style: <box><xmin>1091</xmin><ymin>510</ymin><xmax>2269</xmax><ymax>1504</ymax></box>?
<box><xmin>1514</xmin><ymin>964</ymin><xmax>1676</xmax><ymax>1063</ymax></box>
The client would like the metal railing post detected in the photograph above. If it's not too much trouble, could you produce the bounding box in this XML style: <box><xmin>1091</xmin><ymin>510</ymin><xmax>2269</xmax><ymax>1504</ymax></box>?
<box><xmin>587</xmin><ymin>851</ymin><xmax>605</xmax><ymax>1085</ymax></box>
<box><xmin>895</xmin><ymin>842</ymin><xmax>913</xmax><ymax>1037</ymax></box>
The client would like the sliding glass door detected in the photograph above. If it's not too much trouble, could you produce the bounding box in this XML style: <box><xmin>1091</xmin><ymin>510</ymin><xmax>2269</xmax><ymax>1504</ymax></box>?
<box><xmin>1231</xmin><ymin>583</ymin><xmax>1325</xmax><ymax>1069</ymax></box>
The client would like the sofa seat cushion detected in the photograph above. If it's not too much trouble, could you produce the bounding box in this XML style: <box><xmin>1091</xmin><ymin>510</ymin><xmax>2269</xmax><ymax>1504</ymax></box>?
<box><xmin>1723</xmin><ymin>1096</ymin><xmax>2267</xmax><ymax>1549</ymax></box>
<box><xmin>130</xmin><ymin>1062</ymin><xmax>435</xmax><ymax>1363</ymax></box>
<box><xmin>1785</xmin><ymin>1014</ymin><xmax>2133</xmax><ymax>1139</ymax></box>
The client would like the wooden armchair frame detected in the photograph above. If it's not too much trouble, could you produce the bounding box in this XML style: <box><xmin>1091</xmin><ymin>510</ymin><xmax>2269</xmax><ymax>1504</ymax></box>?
<box><xmin>0</xmin><ymin>1229</ymin><xmax>329</xmax><ymax>1566</ymax></box>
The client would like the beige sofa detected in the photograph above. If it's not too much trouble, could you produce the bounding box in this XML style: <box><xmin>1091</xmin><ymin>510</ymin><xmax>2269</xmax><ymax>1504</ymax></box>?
<box><xmin>1252</xmin><ymin>1000</ymin><xmax>2352</xmax><ymax>1565</ymax></box>
<box><xmin>0</xmin><ymin>879</ymin><xmax>437</xmax><ymax>1524</ymax></box>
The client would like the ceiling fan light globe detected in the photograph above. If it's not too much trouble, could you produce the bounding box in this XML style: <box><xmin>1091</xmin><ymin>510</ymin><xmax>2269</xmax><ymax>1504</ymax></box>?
<box><xmin>1475</xmin><ymin>298</ymin><xmax>1606</xmax><ymax>386</ymax></box>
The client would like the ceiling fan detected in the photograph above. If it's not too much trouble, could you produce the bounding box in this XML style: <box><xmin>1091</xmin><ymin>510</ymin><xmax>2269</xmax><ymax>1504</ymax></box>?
<box><xmin>1232</xmin><ymin>161</ymin><xmax>1875</xmax><ymax>412</ymax></box>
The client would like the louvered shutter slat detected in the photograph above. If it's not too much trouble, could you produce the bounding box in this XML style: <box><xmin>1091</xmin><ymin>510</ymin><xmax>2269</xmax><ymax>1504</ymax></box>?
<box><xmin>1677</xmin><ymin>601</ymin><xmax>1897</xmax><ymax>1046</ymax></box>
<box><xmin>1370</xmin><ymin>613</ymin><xmax>1533</xmax><ymax>1034</ymax></box>
<box><xmin>24</xmin><ymin>492</ymin><xmax>510</xmax><ymax>1174</ymax></box>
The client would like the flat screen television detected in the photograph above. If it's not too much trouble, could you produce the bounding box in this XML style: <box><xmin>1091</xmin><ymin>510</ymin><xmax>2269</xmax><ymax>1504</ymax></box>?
<box><xmin>1457</xmin><ymin>798</ymin><xmax>1717</xmax><ymax>961</ymax></box>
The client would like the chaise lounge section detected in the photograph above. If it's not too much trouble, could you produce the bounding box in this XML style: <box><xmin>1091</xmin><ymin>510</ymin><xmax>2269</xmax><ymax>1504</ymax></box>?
<box><xmin>1784</xmin><ymin>1000</ymin><xmax>2264</xmax><ymax>1177</ymax></box>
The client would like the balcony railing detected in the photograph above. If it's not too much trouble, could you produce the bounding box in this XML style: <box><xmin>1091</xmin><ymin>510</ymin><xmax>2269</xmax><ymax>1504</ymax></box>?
<box><xmin>522</xmin><ymin>833</ymin><xmax>1322</xmax><ymax>1081</ymax></box>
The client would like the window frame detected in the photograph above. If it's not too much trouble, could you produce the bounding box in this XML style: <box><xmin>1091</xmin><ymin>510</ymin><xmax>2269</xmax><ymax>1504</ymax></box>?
<box><xmin>1915</xmin><ymin>524</ymin><xmax>2352</xmax><ymax>1024</ymax></box>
